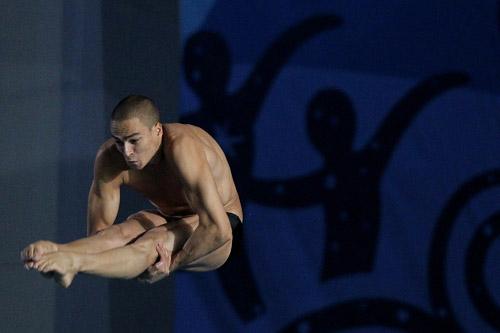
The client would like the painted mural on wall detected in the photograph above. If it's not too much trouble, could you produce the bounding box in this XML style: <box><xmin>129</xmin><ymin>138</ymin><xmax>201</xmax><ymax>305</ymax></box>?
<box><xmin>177</xmin><ymin>1</ymin><xmax>500</xmax><ymax>332</ymax></box>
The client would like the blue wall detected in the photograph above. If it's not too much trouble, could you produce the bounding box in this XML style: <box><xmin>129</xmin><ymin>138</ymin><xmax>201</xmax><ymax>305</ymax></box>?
<box><xmin>177</xmin><ymin>1</ymin><xmax>500</xmax><ymax>332</ymax></box>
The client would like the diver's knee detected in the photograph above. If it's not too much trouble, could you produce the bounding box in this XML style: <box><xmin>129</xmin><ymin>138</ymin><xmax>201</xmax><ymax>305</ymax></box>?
<box><xmin>95</xmin><ymin>225</ymin><xmax>128</xmax><ymax>247</ymax></box>
<box><xmin>133</xmin><ymin>228</ymin><xmax>168</xmax><ymax>262</ymax></box>
<box><xmin>131</xmin><ymin>237</ymin><xmax>157</xmax><ymax>263</ymax></box>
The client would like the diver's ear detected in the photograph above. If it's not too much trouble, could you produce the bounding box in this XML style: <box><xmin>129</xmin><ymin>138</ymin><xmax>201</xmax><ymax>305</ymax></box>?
<box><xmin>155</xmin><ymin>122</ymin><xmax>162</xmax><ymax>136</ymax></box>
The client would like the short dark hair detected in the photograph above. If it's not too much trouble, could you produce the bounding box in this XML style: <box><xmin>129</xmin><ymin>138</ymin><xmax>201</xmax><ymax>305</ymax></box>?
<box><xmin>111</xmin><ymin>95</ymin><xmax>160</xmax><ymax>128</ymax></box>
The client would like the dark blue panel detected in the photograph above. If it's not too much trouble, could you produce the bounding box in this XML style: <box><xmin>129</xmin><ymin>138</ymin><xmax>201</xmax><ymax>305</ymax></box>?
<box><xmin>176</xmin><ymin>1</ymin><xmax>500</xmax><ymax>332</ymax></box>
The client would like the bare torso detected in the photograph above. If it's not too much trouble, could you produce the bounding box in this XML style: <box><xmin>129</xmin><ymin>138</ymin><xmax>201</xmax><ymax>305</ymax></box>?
<box><xmin>103</xmin><ymin>123</ymin><xmax>242</xmax><ymax>221</ymax></box>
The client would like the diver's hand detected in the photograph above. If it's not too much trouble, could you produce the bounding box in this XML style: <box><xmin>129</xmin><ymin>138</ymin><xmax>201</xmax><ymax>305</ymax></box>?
<box><xmin>137</xmin><ymin>243</ymin><xmax>171</xmax><ymax>284</ymax></box>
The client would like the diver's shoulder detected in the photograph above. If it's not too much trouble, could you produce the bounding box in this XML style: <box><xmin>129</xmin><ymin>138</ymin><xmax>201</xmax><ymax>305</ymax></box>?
<box><xmin>163</xmin><ymin>122</ymin><xmax>207</xmax><ymax>142</ymax></box>
<box><xmin>163</xmin><ymin>122</ymin><xmax>204</xmax><ymax>132</ymax></box>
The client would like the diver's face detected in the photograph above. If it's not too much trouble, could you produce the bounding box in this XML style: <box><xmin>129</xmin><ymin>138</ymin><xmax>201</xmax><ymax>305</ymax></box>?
<box><xmin>110</xmin><ymin>117</ymin><xmax>161</xmax><ymax>170</ymax></box>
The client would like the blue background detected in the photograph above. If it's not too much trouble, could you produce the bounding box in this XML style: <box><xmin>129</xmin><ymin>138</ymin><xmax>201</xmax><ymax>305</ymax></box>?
<box><xmin>176</xmin><ymin>1</ymin><xmax>500</xmax><ymax>332</ymax></box>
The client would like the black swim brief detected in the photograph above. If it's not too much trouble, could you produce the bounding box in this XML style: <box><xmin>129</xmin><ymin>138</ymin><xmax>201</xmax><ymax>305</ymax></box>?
<box><xmin>227</xmin><ymin>212</ymin><xmax>242</xmax><ymax>231</ymax></box>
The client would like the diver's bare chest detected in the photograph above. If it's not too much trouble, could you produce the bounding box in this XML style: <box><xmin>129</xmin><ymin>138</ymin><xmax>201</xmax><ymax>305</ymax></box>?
<box><xmin>126</xmin><ymin>168</ymin><xmax>188</xmax><ymax>208</ymax></box>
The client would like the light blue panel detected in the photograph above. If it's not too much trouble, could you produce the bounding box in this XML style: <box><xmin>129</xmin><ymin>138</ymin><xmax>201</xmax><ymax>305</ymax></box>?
<box><xmin>0</xmin><ymin>1</ymin><xmax>63</xmax><ymax>331</ymax></box>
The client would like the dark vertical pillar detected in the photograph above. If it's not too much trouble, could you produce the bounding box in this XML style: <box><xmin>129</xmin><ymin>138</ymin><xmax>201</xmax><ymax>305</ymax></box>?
<box><xmin>101</xmin><ymin>1</ymin><xmax>179</xmax><ymax>332</ymax></box>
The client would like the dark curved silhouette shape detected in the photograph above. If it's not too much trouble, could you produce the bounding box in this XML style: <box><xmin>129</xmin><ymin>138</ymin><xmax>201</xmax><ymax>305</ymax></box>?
<box><xmin>466</xmin><ymin>211</ymin><xmax>500</xmax><ymax>330</ymax></box>
<box><xmin>248</xmin><ymin>72</ymin><xmax>470</xmax><ymax>280</ymax></box>
<box><xmin>363</xmin><ymin>73</ymin><xmax>470</xmax><ymax>172</ymax></box>
<box><xmin>428</xmin><ymin>169</ymin><xmax>500</xmax><ymax>331</ymax></box>
<box><xmin>279</xmin><ymin>298</ymin><xmax>452</xmax><ymax>332</ymax></box>
<box><xmin>277</xmin><ymin>169</ymin><xmax>499</xmax><ymax>333</ymax></box>
<box><xmin>181</xmin><ymin>14</ymin><xmax>342</xmax><ymax>321</ymax></box>
<box><xmin>250</xmin><ymin>73</ymin><xmax>470</xmax><ymax>204</ymax></box>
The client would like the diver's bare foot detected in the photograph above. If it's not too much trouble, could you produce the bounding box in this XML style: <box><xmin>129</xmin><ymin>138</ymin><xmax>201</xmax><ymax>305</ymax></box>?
<box><xmin>21</xmin><ymin>240</ymin><xmax>59</xmax><ymax>269</ymax></box>
<box><xmin>33</xmin><ymin>252</ymin><xmax>78</xmax><ymax>288</ymax></box>
<box><xmin>54</xmin><ymin>272</ymin><xmax>76</xmax><ymax>288</ymax></box>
